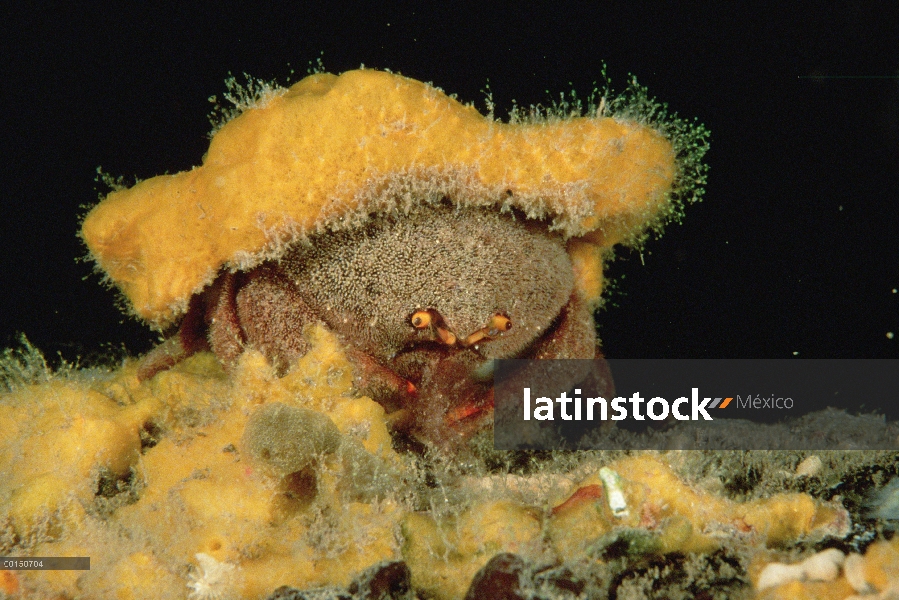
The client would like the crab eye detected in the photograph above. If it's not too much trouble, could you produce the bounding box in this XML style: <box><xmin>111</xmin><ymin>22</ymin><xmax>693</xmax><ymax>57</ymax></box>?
<box><xmin>490</xmin><ymin>314</ymin><xmax>512</xmax><ymax>332</ymax></box>
<box><xmin>411</xmin><ymin>310</ymin><xmax>432</xmax><ymax>329</ymax></box>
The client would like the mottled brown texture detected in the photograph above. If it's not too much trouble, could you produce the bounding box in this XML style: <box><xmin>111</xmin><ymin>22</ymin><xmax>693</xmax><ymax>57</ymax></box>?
<box><xmin>282</xmin><ymin>205</ymin><xmax>575</xmax><ymax>362</ymax></box>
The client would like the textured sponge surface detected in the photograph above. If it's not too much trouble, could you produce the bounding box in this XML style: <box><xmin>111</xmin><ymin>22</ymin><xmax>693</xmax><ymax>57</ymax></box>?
<box><xmin>242</xmin><ymin>402</ymin><xmax>342</xmax><ymax>476</ymax></box>
<box><xmin>81</xmin><ymin>70</ymin><xmax>676</xmax><ymax>326</ymax></box>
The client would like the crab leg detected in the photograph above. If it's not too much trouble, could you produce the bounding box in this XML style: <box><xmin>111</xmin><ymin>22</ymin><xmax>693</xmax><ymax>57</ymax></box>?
<box><xmin>343</xmin><ymin>347</ymin><xmax>417</xmax><ymax>414</ymax></box>
<box><xmin>136</xmin><ymin>294</ymin><xmax>210</xmax><ymax>381</ymax></box>
<box><xmin>233</xmin><ymin>266</ymin><xmax>322</xmax><ymax>375</ymax></box>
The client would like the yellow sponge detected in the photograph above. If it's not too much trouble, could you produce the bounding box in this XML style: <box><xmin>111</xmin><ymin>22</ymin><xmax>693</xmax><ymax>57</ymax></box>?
<box><xmin>82</xmin><ymin>69</ymin><xmax>677</xmax><ymax>326</ymax></box>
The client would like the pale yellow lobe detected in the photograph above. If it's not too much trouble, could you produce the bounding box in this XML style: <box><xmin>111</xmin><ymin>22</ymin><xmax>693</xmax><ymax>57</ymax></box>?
<box><xmin>82</xmin><ymin>69</ymin><xmax>676</xmax><ymax>326</ymax></box>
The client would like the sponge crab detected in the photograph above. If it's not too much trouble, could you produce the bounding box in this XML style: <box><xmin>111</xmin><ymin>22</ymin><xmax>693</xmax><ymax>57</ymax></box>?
<box><xmin>81</xmin><ymin>69</ymin><xmax>692</xmax><ymax>448</ymax></box>
<box><xmin>138</xmin><ymin>204</ymin><xmax>599</xmax><ymax>445</ymax></box>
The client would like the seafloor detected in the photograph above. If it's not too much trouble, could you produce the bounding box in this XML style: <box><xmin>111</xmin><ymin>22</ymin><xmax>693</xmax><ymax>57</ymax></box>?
<box><xmin>1</xmin><ymin>333</ymin><xmax>898</xmax><ymax>600</ymax></box>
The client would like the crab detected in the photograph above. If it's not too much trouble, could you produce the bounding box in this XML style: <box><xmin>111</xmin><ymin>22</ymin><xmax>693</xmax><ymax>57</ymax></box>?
<box><xmin>138</xmin><ymin>202</ymin><xmax>601</xmax><ymax>448</ymax></box>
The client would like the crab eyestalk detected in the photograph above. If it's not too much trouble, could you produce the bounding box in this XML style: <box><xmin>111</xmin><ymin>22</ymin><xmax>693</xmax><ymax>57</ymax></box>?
<box><xmin>410</xmin><ymin>309</ymin><xmax>457</xmax><ymax>346</ymax></box>
<box><xmin>435</xmin><ymin>326</ymin><xmax>457</xmax><ymax>346</ymax></box>
<box><xmin>488</xmin><ymin>314</ymin><xmax>512</xmax><ymax>335</ymax></box>
<box><xmin>461</xmin><ymin>313</ymin><xmax>513</xmax><ymax>347</ymax></box>
<box><xmin>410</xmin><ymin>310</ymin><xmax>432</xmax><ymax>329</ymax></box>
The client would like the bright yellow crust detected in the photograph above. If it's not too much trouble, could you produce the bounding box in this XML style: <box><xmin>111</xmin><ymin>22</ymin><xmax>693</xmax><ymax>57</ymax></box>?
<box><xmin>82</xmin><ymin>69</ymin><xmax>676</xmax><ymax>326</ymax></box>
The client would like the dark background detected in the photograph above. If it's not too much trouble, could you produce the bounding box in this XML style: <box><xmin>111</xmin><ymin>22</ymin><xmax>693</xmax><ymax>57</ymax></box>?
<box><xmin>1</xmin><ymin>3</ymin><xmax>897</xmax><ymax>366</ymax></box>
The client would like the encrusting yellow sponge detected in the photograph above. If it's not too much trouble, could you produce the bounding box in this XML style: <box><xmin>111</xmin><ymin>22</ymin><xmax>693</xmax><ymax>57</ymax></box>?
<box><xmin>82</xmin><ymin>69</ymin><xmax>677</xmax><ymax>327</ymax></box>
